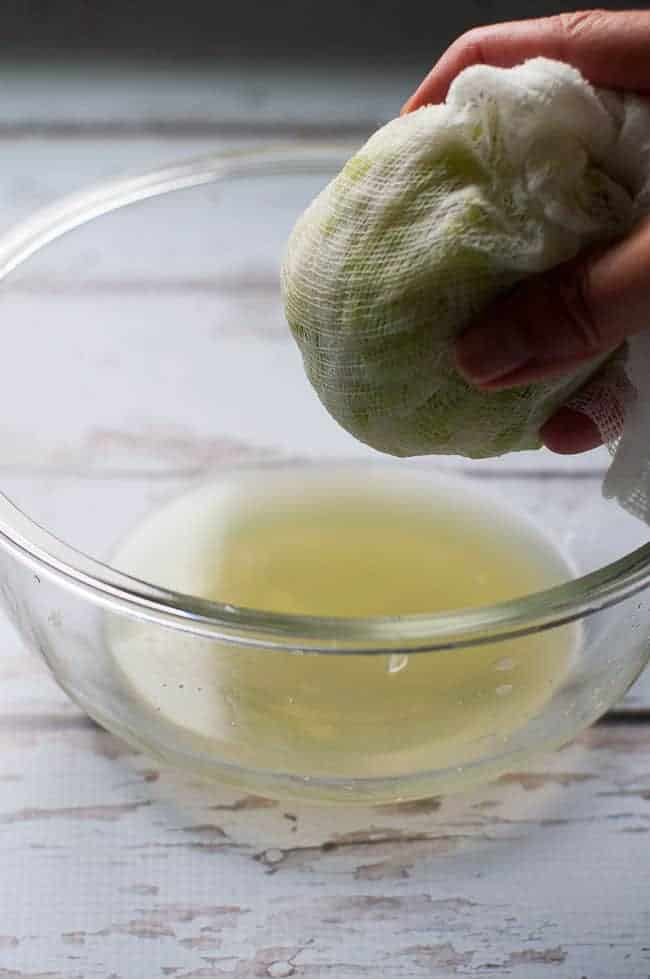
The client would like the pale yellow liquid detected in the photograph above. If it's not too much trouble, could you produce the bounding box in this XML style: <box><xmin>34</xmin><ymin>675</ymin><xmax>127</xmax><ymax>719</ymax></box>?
<box><xmin>108</xmin><ymin>470</ymin><xmax>576</xmax><ymax>789</ymax></box>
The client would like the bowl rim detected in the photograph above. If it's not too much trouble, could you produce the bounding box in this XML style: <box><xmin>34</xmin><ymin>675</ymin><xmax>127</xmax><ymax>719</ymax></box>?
<box><xmin>1</xmin><ymin>143</ymin><xmax>650</xmax><ymax>654</ymax></box>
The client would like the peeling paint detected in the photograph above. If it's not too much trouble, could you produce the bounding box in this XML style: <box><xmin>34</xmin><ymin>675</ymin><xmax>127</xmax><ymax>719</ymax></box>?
<box><xmin>118</xmin><ymin>921</ymin><xmax>175</xmax><ymax>939</ymax></box>
<box><xmin>82</xmin><ymin>426</ymin><xmax>280</xmax><ymax>473</ymax></box>
<box><xmin>405</xmin><ymin>943</ymin><xmax>474</xmax><ymax>971</ymax></box>
<box><xmin>88</xmin><ymin>730</ymin><xmax>140</xmax><ymax>760</ymax></box>
<box><xmin>580</xmin><ymin>726</ymin><xmax>650</xmax><ymax>754</ymax></box>
<box><xmin>180</xmin><ymin>824</ymin><xmax>228</xmax><ymax>838</ymax></box>
<box><xmin>498</xmin><ymin>772</ymin><xmax>597</xmax><ymax>791</ymax></box>
<box><xmin>267</xmin><ymin>963</ymin><xmax>295</xmax><ymax>978</ymax></box>
<box><xmin>255</xmin><ymin>828</ymin><xmax>475</xmax><ymax>873</ymax></box>
<box><xmin>353</xmin><ymin>861</ymin><xmax>410</xmax><ymax>881</ymax></box>
<box><xmin>0</xmin><ymin>133</ymin><xmax>650</xmax><ymax>979</ymax></box>
<box><xmin>0</xmin><ymin>801</ymin><xmax>150</xmax><ymax>823</ymax></box>
<box><xmin>505</xmin><ymin>946</ymin><xmax>567</xmax><ymax>966</ymax></box>
<box><xmin>130</xmin><ymin>904</ymin><xmax>246</xmax><ymax>926</ymax></box>
<box><xmin>0</xmin><ymin>971</ymin><xmax>72</xmax><ymax>979</ymax></box>
<box><xmin>597</xmin><ymin>788</ymin><xmax>650</xmax><ymax>800</ymax></box>
<box><xmin>178</xmin><ymin>935</ymin><xmax>220</xmax><ymax>950</ymax></box>
<box><xmin>382</xmin><ymin>797</ymin><xmax>442</xmax><ymax>815</ymax></box>
<box><xmin>140</xmin><ymin>769</ymin><xmax>160</xmax><ymax>783</ymax></box>
<box><xmin>209</xmin><ymin>796</ymin><xmax>277</xmax><ymax>812</ymax></box>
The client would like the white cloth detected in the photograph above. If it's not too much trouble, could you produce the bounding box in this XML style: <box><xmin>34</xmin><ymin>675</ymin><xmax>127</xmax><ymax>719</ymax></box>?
<box><xmin>282</xmin><ymin>58</ymin><xmax>650</xmax><ymax>520</ymax></box>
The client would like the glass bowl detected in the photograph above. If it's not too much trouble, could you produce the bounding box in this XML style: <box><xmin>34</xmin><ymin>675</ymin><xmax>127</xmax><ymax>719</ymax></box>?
<box><xmin>0</xmin><ymin>145</ymin><xmax>649</xmax><ymax>805</ymax></box>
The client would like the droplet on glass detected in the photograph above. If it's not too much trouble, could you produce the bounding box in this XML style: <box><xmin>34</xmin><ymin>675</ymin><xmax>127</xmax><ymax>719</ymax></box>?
<box><xmin>387</xmin><ymin>653</ymin><xmax>409</xmax><ymax>674</ymax></box>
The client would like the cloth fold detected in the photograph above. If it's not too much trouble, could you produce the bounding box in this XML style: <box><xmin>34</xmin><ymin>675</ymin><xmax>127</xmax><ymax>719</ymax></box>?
<box><xmin>282</xmin><ymin>58</ymin><xmax>650</xmax><ymax>520</ymax></box>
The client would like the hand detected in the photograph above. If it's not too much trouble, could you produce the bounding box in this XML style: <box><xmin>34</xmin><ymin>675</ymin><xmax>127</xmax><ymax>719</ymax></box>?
<box><xmin>402</xmin><ymin>10</ymin><xmax>650</xmax><ymax>454</ymax></box>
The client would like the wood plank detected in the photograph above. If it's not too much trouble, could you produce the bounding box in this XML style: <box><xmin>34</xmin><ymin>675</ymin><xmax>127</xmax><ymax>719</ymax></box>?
<box><xmin>0</xmin><ymin>285</ymin><xmax>615</xmax><ymax>472</ymax></box>
<box><xmin>1</xmin><ymin>166</ymin><xmax>321</xmax><ymax>288</ymax></box>
<box><xmin>0</xmin><ymin>137</ymin><xmax>625</xmax><ymax>482</ymax></box>
<box><xmin>1</xmin><ymin>58</ymin><xmax>649</xmax><ymax>977</ymax></box>
<box><xmin>0</xmin><ymin>137</ymin><xmax>645</xmax><ymax>708</ymax></box>
<box><xmin>0</xmin><ymin>137</ymin><xmax>615</xmax><ymax>486</ymax></box>
<box><xmin>0</xmin><ymin>469</ymin><xmax>632</xmax><ymax>570</ymax></box>
<box><xmin>0</xmin><ymin>136</ymin><xmax>272</xmax><ymax>232</ymax></box>
<box><xmin>0</xmin><ymin>61</ymin><xmax>412</xmax><ymax>137</ymax></box>
<box><xmin>1</xmin><ymin>634</ymin><xmax>650</xmax><ymax>978</ymax></box>
<box><xmin>0</xmin><ymin>469</ymin><xmax>649</xmax><ymax>714</ymax></box>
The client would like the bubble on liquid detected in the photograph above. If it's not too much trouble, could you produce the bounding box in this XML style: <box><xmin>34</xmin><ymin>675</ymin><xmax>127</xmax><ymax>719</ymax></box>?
<box><xmin>387</xmin><ymin>653</ymin><xmax>409</xmax><ymax>674</ymax></box>
<box><xmin>495</xmin><ymin>657</ymin><xmax>516</xmax><ymax>672</ymax></box>
<box><xmin>495</xmin><ymin>684</ymin><xmax>514</xmax><ymax>697</ymax></box>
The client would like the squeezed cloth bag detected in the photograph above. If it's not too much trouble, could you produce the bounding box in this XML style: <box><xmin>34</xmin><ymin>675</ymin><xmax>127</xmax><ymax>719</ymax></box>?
<box><xmin>282</xmin><ymin>58</ymin><xmax>650</xmax><ymax>520</ymax></box>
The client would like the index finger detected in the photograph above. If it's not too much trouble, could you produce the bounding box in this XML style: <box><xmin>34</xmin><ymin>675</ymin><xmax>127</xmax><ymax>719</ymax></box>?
<box><xmin>401</xmin><ymin>10</ymin><xmax>650</xmax><ymax>113</ymax></box>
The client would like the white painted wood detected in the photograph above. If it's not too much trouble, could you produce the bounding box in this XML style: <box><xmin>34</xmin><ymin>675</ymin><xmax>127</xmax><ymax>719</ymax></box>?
<box><xmin>1</xmin><ymin>61</ymin><xmax>650</xmax><ymax>975</ymax></box>
<box><xmin>0</xmin><ymin>60</ymin><xmax>413</xmax><ymax>133</ymax></box>
<box><xmin>0</xmin><ymin>138</ymin><xmax>247</xmax><ymax>230</ymax></box>
<box><xmin>0</xmin><ymin>292</ymin><xmax>614</xmax><ymax>471</ymax></box>
<box><xmin>1</xmin><ymin>624</ymin><xmax>650</xmax><ymax>978</ymax></box>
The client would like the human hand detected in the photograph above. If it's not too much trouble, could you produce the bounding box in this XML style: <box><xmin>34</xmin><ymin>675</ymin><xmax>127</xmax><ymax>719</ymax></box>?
<box><xmin>402</xmin><ymin>10</ymin><xmax>650</xmax><ymax>454</ymax></box>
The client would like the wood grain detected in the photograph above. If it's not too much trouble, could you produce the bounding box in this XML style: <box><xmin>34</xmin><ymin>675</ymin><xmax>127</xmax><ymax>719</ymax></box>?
<box><xmin>2</xmin><ymin>652</ymin><xmax>650</xmax><ymax>978</ymax></box>
<box><xmin>0</xmin><ymin>61</ymin><xmax>410</xmax><ymax>135</ymax></box>
<box><xmin>0</xmin><ymin>60</ymin><xmax>650</xmax><ymax>977</ymax></box>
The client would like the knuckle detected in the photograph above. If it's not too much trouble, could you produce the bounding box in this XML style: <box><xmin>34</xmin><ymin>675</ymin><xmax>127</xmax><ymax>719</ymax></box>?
<box><xmin>452</xmin><ymin>27</ymin><xmax>489</xmax><ymax>64</ymax></box>
<box><xmin>555</xmin><ymin>264</ymin><xmax>604</xmax><ymax>354</ymax></box>
<box><xmin>555</xmin><ymin>9</ymin><xmax>610</xmax><ymax>44</ymax></box>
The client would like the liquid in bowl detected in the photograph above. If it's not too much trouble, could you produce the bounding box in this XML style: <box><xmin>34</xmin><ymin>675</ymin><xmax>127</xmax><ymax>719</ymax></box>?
<box><xmin>107</xmin><ymin>469</ymin><xmax>577</xmax><ymax>796</ymax></box>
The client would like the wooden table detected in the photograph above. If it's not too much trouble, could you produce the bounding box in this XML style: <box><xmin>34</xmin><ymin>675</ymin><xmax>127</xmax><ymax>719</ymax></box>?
<box><xmin>1</xmin><ymin>61</ymin><xmax>650</xmax><ymax>979</ymax></box>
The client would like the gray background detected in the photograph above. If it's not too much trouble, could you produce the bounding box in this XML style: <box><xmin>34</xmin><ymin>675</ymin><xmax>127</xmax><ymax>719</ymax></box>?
<box><xmin>2</xmin><ymin>1</ymin><xmax>648</xmax><ymax>60</ymax></box>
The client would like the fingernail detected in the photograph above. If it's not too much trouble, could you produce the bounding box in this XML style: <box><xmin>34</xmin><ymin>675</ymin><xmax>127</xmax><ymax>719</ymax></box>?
<box><xmin>456</xmin><ymin>325</ymin><xmax>531</xmax><ymax>384</ymax></box>
<box><xmin>540</xmin><ymin>408</ymin><xmax>602</xmax><ymax>455</ymax></box>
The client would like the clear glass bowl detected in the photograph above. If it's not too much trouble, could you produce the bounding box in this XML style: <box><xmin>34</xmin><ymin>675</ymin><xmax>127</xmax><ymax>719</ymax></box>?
<box><xmin>0</xmin><ymin>145</ymin><xmax>649</xmax><ymax>804</ymax></box>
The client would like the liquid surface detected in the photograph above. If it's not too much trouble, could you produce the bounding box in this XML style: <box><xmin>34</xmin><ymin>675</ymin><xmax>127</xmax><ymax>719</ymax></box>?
<box><xmin>108</xmin><ymin>470</ymin><xmax>576</xmax><ymax>782</ymax></box>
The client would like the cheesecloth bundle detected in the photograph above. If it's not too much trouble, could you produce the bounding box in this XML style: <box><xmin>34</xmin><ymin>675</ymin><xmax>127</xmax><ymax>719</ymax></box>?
<box><xmin>282</xmin><ymin>58</ymin><xmax>650</xmax><ymax>521</ymax></box>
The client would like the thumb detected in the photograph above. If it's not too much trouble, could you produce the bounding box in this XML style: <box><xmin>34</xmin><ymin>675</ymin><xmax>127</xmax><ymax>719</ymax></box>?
<box><xmin>455</xmin><ymin>217</ymin><xmax>650</xmax><ymax>390</ymax></box>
